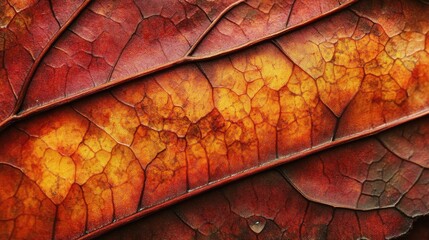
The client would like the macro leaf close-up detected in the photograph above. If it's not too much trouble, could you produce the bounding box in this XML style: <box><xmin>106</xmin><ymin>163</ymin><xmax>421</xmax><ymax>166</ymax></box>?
<box><xmin>1</xmin><ymin>0</ymin><xmax>429</xmax><ymax>239</ymax></box>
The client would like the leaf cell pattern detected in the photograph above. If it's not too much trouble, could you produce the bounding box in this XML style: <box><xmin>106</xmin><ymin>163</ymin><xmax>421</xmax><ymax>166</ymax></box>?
<box><xmin>0</xmin><ymin>0</ymin><xmax>356</xmax><ymax>128</ymax></box>
<box><xmin>0</xmin><ymin>0</ymin><xmax>429</xmax><ymax>239</ymax></box>
<box><xmin>98</xmin><ymin>116</ymin><xmax>429</xmax><ymax>240</ymax></box>
<box><xmin>0</xmin><ymin>0</ymin><xmax>90</xmax><ymax>123</ymax></box>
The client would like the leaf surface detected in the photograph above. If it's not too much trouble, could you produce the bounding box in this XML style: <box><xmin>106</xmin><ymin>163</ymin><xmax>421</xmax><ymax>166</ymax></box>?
<box><xmin>0</xmin><ymin>0</ymin><xmax>356</xmax><ymax>128</ymax></box>
<box><xmin>0</xmin><ymin>0</ymin><xmax>429</xmax><ymax>239</ymax></box>
<box><xmin>0</xmin><ymin>0</ymin><xmax>91</xmax><ymax>122</ymax></box>
<box><xmin>97</xmin><ymin>116</ymin><xmax>429</xmax><ymax>239</ymax></box>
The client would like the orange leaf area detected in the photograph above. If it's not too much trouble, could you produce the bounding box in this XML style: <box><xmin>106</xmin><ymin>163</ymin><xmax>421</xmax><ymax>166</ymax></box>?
<box><xmin>17</xmin><ymin>0</ymin><xmax>354</xmax><ymax>121</ymax></box>
<box><xmin>98</xmin><ymin>116</ymin><xmax>429</xmax><ymax>240</ymax></box>
<box><xmin>1</xmin><ymin>0</ymin><xmax>429</xmax><ymax>239</ymax></box>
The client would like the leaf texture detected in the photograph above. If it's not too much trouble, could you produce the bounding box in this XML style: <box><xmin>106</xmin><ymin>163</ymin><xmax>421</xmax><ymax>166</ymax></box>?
<box><xmin>0</xmin><ymin>0</ymin><xmax>90</xmax><ymax>124</ymax></box>
<box><xmin>97</xmin><ymin>116</ymin><xmax>429</xmax><ymax>239</ymax></box>
<box><xmin>0</xmin><ymin>0</ymin><xmax>429</xmax><ymax>239</ymax></box>
<box><xmin>0</xmin><ymin>0</ymin><xmax>356</xmax><ymax>129</ymax></box>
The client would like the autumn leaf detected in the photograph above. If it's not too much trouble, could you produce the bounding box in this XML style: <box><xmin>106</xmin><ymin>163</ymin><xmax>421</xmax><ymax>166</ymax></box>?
<box><xmin>99</xmin><ymin>116</ymin><xmax>429</xmax><ymax>239</ymax></box>
<box><xmin>0</xmin><ymin>0</ymin><xmax>429</xmax><ymax>239</ymax></box>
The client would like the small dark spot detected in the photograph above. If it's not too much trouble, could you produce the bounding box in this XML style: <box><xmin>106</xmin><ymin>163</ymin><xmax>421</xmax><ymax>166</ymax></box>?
<box><xmin>186</xmin><ymin>124</ymin><xmax>201</xmax><ymax>139</ymax></box>
<box><xmin>371</xmin><ymin>24</ymin><xmax>383</xmax><ymax>37</ymax></box>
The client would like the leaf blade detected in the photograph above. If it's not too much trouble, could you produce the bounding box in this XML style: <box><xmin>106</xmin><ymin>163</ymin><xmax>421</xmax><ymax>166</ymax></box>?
<box><xmin>1</xmin><ymin>0</ymin><xmax>429</xmax><ymax>239</ymax></box>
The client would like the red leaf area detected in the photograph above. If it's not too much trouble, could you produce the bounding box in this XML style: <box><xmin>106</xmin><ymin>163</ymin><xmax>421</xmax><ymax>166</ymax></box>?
<box><xmin>1</xmin><ymin>0</ymin><xmax>429</xmax><ymax>239</ymax></box>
